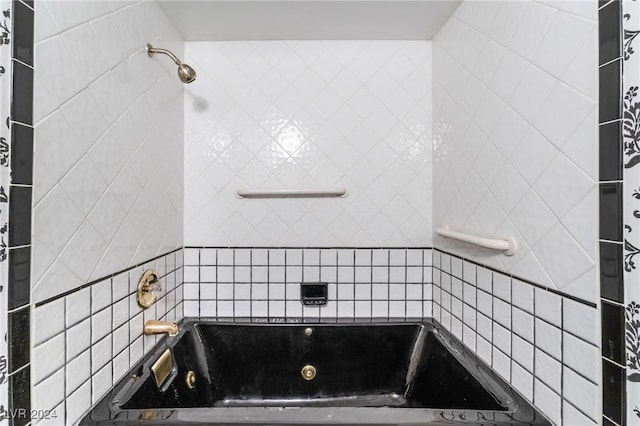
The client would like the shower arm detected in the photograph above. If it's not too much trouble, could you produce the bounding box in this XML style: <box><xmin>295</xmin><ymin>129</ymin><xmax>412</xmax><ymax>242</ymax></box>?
<box><xmin>146</xmin><ymin>43</ymin><xmax>182</xmax><ymax>66</ymax></box>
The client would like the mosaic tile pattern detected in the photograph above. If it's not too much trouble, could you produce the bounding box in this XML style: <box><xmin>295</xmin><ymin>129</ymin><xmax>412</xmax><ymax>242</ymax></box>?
<box><xmin>183</xmin><ymin>41</ymin><xmax>432</xmax><ymax>247</ymax></box>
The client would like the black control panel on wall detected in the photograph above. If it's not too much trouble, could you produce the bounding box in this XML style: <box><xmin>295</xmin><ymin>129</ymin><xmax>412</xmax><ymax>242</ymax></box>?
<box><xmin>300</xmin><ymin>283</ymin><xmax>328</xmax><ymax>305</ymax></box>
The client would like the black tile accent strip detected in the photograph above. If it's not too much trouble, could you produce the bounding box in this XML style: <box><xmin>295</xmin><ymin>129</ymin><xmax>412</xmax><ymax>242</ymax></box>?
<box><xmin>7</xmin><ymin>186</ymin><xmax>30</xmax><ymax>247</ymax></box>
<box><xmin>8</xmin><ymin>3</ymin><xmax>34</xmax><ymax>425</ymax></box>
<box><xmin>599</xmin><ymin>2</ymin><xmax>626</xmax><ymax>424</ymax></box>
<box><xmin>599</xmin><ymin>0</ymin><xmax>622</xmax><ymax>65</ymax></box>
<box><xmin>599</xmin><ymin>120</ymin><xmax>622</xmax><ymax>181</ymax></box>
<box><xmin>8</xmin><ymin>307</ymin><xmax>29</xmax><ymax>373</ymax></box>
<box><xmin>10</xmin><ymin>60</ymin><xmax>32</xmax><ymax>126</ymax></box>
<box><xmin>600</xmin><ymin>242</ymin><xmax>623</xmax><ymax>303</ymax></box>
<box><xmin>600</xmin><ymin>182</ymin><xmax>623</xmax><ymax>241</ymax></box>
<box><xmin>9</xmin><ymin>123</ymin><xmax>32</xmax><ymax>185</ymax></box>
<box><xmin>599</xmin><ymin>59</ymin><xmax>622</xmax><ymax>123</ymax></box>
<box><xmin>11</xmin><ymin>0</ymin><xmax>33</xmax><ymax>66</ymax></box>
<box><xmin>9</xmin><ymin>367</ymin><xmax>30</xmax><ymax>426</ymax></box>
<box><xmin>602</xmin><ymin>358</ymin><xmax>625</xmax><ymax>425</ymax></box>
<box><xmin>601</xmin><ymin>300</ymin><xmax>625</xmax><ymax>364</ymax></box>
<box><xmin>8</xmin><ymin>246</ymin><xmax>30</xmax><ymax>310</ymax></box>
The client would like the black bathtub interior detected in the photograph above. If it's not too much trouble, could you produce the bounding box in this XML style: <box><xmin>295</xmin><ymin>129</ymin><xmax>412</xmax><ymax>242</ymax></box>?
<box><xmin>81</xmin><ymin>319</ymin><xmax>551</xmax><ymax>425</ymax></box>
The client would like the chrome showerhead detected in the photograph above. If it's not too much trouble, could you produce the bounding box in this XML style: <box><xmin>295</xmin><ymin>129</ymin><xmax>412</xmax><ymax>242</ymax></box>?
<box><xmin>146</xmin><ymin>43</ymin><xmax>197</xmax><ymax>84</ymax></box>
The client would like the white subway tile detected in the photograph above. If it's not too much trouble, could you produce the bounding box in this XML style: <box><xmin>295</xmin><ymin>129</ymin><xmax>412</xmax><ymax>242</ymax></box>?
<box><xmin>33</xmin><ymin>333</ymin><xmax>65</xmax><ymax>385</ymax></box>
<box><xmin>563</xmin><ymin>332</ymin><xmax>599</xmax><ymax>383</ymax></box>
<box><xmin>563</xmin><ymin>400</ymin><xmax>597</xmax><ymax>426</ymax></box>
<box><xmin>91</xmin><ymin>364</ymin><xmax>112</xmax><ymax>406</ymax></box>
<box><xmin>66</xmin><ymin>349</ymin><xmax>90</xmax><ymax>397</ymax></box>
<box><xmin>33</xmin><ymin>368</ymin><xmax>65</xmax><ymax>413</ymax></box>
<box><xmin>67</xmin><ymin>318</ymin><xmax>91</xmax><ymax>362</ymax></box>
<box><xmin>511</xmin><ymin>362</ymin><xmax>533</xmax><ymax>402</ymax></box>
<box><xmin>563</xmin><ymin>298</ymin><xmax>598</xmax><ymax>344</ymax></box>
<box><xmin>492</xmin><ymin>347</ymin><xmax>510</xmax><ymax>382</ymax></box>
<box><xmin>534</xmin><ymin>379</ymin><xmax>561</xmax><ymax>425</ymax></box>
<box><xmin>563</xmin><ymin>367</ymin><xmax>598</xmax><ymax>421</ymax></box>
<box><xmin>535</xmin><ymin>319</ymin><xmax>562</xmax><ymax>360</ymax></box>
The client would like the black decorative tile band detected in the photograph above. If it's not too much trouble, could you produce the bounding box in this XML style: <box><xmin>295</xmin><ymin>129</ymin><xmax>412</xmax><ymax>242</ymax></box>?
<box><xmin>599</xmin><ymin>120</ymin><xmax>622</xmax><ymax>181</ymax></box>
<box><xmin>7</xmin><ymin>1</ymin><xmax>33</xmax><ymax>424</ymax></box>
<box><xmin>7</xmin><ymin>186</ymin><xmax>29</xmax><ymax>247</ymax></box>
<box><xmin>600</xmin><ymin>0</ymin><xmax>622</xmax><ymax>65</ymax></box>
<box><xmin>600</xmin><ymin>182</ymin><xmax>623</xmax><ymax>242</ymax></box>
<box><xmin>7</xmin><ymin>307</ymin><xmax>28</xmax><ymax>373</ymax></box>
<box><xmin>9</xmin><ymin>123</ymin><xmax>31</xmax><ymax>186</ymax></box>
<box><xmin>599</xmin><ymin>59</ymin><xmax>622</xmax><ymax>123</ymax></box>
<box><xmin>10</xmin><ymin>1</ymin><xmax>31</xmax><ymax>66</ymax></box>
<box><xmin>599</xmin><ymin>1</ymin><xmax>626</xmax><ymax>425</ymax></box>
<box><xmin>8</xmin><ymin>246</ymin><xmax>29</xmax><ymax>310</ymax></box>
<box><xmin>10</xmin><ymin>59</ymin><xmax>31</xmax><ymax>125</ymax></box>
<box><xmin>603</xmin><ymin>358</ymin><xmax>625</xmax><ymax>425</ymax></box>
<box><xmin>602</xmin><ymin>301</ymin><xmax>626</xmax><ymax>364</ymax></box>
<box><xmin>9</xmin><ymin>367</ymin><xmax>29</xmax><ymax>426</ymax></box>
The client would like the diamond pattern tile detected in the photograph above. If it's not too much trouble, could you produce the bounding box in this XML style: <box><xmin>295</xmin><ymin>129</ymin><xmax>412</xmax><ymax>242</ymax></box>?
<box><xmin>433</xmin><ymin>2</ymin><xmax>597</xmax><ymax>302</ymax></box>
<box><xmin>32</xmin><ymin>2</ymin><xmax>184</xmax><ymax>303</ymax></box>
<box><xmin>184</xmin><ymin>41</ymin><xmax>432</xmax><ymax>247</ymax></box>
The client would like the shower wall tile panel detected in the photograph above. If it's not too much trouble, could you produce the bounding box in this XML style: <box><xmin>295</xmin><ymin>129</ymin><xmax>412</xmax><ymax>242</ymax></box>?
<box><xmin>183</xmin><ymin>247</ymin><xmax>433</xmax><ymax>320</ymax></box>
<box><xmin>622</xmin><ymin>1</ymin><xmax>640</xmax><ymax>425</ymax></box>
<box><xmin>432</xmin><ymin>250</ymin><xmax>599</xmax><ymax>426</ymax></box>
<box><xmin>31</xmin><ymin>1</ymin><xmax>185</xmax><ymax>303</ymax></box>
<box><xmin>31</xmin><ymin>249</ymin><xmax>184</xmax><ymax>426</ymax></box>
<box><xmin>432</xmin><ymin>1</ymin><xmax>598</xmax><ymax>303</ymax></box>
<box><xmin>183</xmin><ymin>41</ymin><xmax>432</xmax><ymax>247</ymax></box>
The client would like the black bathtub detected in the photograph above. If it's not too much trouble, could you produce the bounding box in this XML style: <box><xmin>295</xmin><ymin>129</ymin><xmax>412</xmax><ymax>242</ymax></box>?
<box><xmin>80</xmin><ymin>319</ymin><xmax>550</xmax><ymax>425</ymax></box>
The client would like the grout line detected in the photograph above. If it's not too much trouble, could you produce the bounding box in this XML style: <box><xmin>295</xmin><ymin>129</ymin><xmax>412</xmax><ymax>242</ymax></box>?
<box><xmin>11</xmin><ymin>57</ymin><xmax>33</xmax><ymax>70</ymax></box>
<box><xmin>598</xmin><ymin>117</ymin><xmax>623</xmax><ymax>126</ymax></box>
<box><xmin>599</xmin><ymin>56</ymin><xmax>622</xmax><ymax>68</ymax></box>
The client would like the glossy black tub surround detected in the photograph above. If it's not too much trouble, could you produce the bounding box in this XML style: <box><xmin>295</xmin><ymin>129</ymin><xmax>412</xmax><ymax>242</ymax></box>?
<box><xmin>80</xmin><ymin>319</ymin><xmax>550</xmax><ymax>425</ymax></box>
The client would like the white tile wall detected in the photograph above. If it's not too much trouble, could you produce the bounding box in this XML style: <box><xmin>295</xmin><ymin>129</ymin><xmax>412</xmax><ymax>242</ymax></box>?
<box><xmin>183</xmin><ymin>248</ymin><xmax>433</xmax><ymax>320</ymax></box>
<box><xmin>433</xmin><ymin>250</ymin><xmax>599</xmax><ymax>426</ymax></box>
<box><xmin>432</xmin><ymin>1</ymin><xmax>598</xmax><ymax>303</ymax></box>
<box><xmin>31</xmin><ymin>250</ymin><xmax>184</xmax><ymax>425</ymax></box>
<box><xmin>32</xmin><ymin>1</ymin><xmax>184</xmax><ymax>303</ymax></box>
<box><xmin>183</xmin><ymin>41</ymin><xmax>432</xmax><ymax>247</ymax></box>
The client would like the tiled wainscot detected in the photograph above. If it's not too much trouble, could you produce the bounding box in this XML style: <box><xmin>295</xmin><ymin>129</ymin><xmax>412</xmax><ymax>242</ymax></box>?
<box><xmin>184</xmin><ymin>248</ymin><xmax>434</xmax><ymax>320</ymax></box>
<box><xmin>31</xmin><ymin>250</ymin><xmax>184</xmax><ymax>425</ymax></box>
<box><xmin>433</xmin><ymin>251</ymin><xmax>599</xmax><ymax>426</ymax></box>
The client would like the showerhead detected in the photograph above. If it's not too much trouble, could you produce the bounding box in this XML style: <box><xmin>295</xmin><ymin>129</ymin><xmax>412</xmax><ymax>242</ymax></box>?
<box><xmin>178</xmin><ymin>63</ymin><xmax>197</xmax><ymax>84</ymax></box>
<box><xmin>146</xmin><ymin>43</ymin><xmax>197</xmax><ymax>84</ymax></box>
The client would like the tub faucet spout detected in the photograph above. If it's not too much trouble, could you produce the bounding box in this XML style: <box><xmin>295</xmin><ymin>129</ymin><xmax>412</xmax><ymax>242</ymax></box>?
<box><xmin>144</xmin><ymin>320</ymin><xmax>178</xmax><ymax>336</ymax></box>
